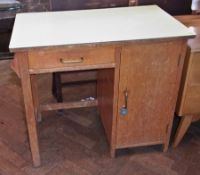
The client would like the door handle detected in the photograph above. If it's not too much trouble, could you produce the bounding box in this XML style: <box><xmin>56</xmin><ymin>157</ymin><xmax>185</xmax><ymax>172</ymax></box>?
<box><xmin>120</xmin><ymin>88</ymin><xmax>128</xmax><ymax>117</ymax></box>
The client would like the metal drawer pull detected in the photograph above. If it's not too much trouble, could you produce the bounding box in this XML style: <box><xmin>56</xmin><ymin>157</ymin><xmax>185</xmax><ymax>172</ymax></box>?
<box><xmin>60</xmin><ymin>57</ymin><xmax>84</xmax><ymax>64</ymax></box>
<box><xmin>120</xmin><ymin>88</ymin><xmax>129</xmax><ymax>117</ymax></box>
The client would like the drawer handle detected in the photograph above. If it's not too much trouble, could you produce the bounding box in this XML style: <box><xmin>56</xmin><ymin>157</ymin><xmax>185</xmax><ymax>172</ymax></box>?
<box><xmin>60</xmin><ymin>57</ymin><xmax>84</xmax><ymax>64</ymax></box>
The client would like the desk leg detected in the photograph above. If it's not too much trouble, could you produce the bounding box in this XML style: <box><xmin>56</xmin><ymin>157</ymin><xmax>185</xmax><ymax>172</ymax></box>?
<box><xmin>31</xmin><ymin>75</ymin><xmax>42</xmax><ymax>122</ymax></box>
<box><xmin>110</xmin><ymin>148</ymin><xmax>116</xmax><ymax>158</ymax></box>
<box><xmin>18</xmin><ymin>53</ymin><xmax>41</xmax><ymax>167</ymax></box>
<box><xmin>172</xmin><ymin>115</ymin><xmax>193</xmax><ymax>148</ymax></box>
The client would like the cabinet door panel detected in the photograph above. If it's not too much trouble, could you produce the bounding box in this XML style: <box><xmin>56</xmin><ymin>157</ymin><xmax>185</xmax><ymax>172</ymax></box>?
<box><xmin>116</xmin><ymin>41</ymin><xmax>182</xmax><ymax>147</ymax></box>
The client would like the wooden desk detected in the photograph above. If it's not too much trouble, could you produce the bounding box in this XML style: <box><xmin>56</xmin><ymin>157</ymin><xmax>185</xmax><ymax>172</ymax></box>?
<box><xmin>173</xmin><ymin>15</ymin><xmax>200</xmax><ymax>147</ymax></box>
<box><xmin>9</xmin><ymin>6</ymin><xmax>194</xmax><ymax>167</ymax></box>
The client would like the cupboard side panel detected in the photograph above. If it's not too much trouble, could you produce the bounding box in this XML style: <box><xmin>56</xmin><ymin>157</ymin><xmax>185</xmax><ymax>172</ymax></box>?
<box><xmin>175</xmin><ymin>47</ymin><xmax>192</xmax><ymax>116</ymax></box>
<box><xmin>97</xmin><ymin>47</ymin><xmax>121</xmax><ymax>154</ymax></box>
<box><xmin>97</xmin><ymin>69</ymin><xmax>115</xmax><ymax>144</ymax></box>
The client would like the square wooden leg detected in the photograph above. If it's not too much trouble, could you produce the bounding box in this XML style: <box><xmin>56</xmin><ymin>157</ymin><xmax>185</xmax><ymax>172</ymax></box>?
<box><xmin>110</xmin><ymin>148</ymin><xmax>116</xmax><ymax>158</ymax></box>
<box><xmin>172</xmin><ymin>115</ymin><xmax>193</xmax><ymax>148</ymax></box>
<box><xmin>31</xmin><ymin>75</ymin><xmax>42</xmax><ymax>122</ymax></box>
<box><xmin>18</xmin><ymin>53</ymin><xmax>41</xmax><ymax>167</ymax></box>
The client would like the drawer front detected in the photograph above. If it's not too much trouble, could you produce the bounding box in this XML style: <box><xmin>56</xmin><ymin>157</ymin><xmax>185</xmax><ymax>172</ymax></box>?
<box><xmin>188</xmin><ymin>52</ymin><xmax>200</xmax><ymax>85</ymax></box>
<box><xmin>28</xmin><ymin>46</ymin><xmax>115</xmax><ymax>72</ymax></box>
<box><xmin>176</xmin><ymin>52</ymin><xmax>200</xmax><ymax>115</ymax></box>
<box><xmin>182</xmin><ymin>86</ymin><xmax>200</xmax><ymax>114</ymax></box>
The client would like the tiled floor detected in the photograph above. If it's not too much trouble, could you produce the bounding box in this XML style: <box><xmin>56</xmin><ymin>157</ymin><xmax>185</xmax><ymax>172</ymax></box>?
<box><xmin>0</xmin><ymin>60</ymin><xmax>200</xmax><ymax>175</ymax></box>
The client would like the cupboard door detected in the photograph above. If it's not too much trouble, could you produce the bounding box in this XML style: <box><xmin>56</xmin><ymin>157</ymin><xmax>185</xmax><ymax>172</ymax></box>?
<box><xmin>116</xmin><ymin>41</ymin><xmax>182</xmax><ymax>147</ymax></box>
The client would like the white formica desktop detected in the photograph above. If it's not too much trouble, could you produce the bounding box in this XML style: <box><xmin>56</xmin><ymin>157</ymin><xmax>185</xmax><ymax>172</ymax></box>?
<box><xmin>9</xmin><ymin>5</ymin><xmax>194</xmax><ymax>167</ymax></box>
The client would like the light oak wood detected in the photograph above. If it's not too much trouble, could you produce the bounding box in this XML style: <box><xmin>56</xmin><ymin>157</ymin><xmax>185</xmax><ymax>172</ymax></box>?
<box><xmin>175</xmin><ymin>15</ymin><xmax>200</xmax><ymax>28</ymax></box>
<box><xmin>175</xmin><ymin>47</ymin><xmax>192</xmax><ymax>116</ymax></box>
<box><xmin>10</xmin><ymin>8</ymin><xmax>193</xmax><ymax>166</ymax></box>
<box><xmin>174</xmin><ymin>15</ymin><xmax>200</xmax><ymax>147</ymax></box>
<box><xmin>40</xmin><ymin>100</ymin><xmax>98</xmax><ymax>111</ymax></box>
<box><xmin>182</xmin><ymin>86</ymin><xmax>200</xmax><ymax>114</ymax></box>
<box><xmin>116</xmin><ymin>40</ymin><xmax>186</xmax><ymax>150</ymax></box>
<box><xmin>188</xmin><ymin>53</ymin><xmax>200</xmax><ymax>85</ymax></box>
<box><xmin>29</xmin><ymin>63</ymin><xmax>115</xmax><ymax>74</ymax></box>
<box><xmin>163</xmin><ymin>40</ymin><xmax>188</xmax><ymax>152</ymax></box>
<box><xmin>12</xmin><ymin>38</ymin><xmax>190</xmax><ymax>166</ymax></box>
<box><xmin>97</xmin><ymin>47</ymin><xmax>121</xmax><ymax>157</ymax></box>
<box><xmin>110</xmin><ymin>47</ymin><xmax>122</xmax><ymax>157</ymax></box>
<box><xmin>16</xmin><ymin>52</ymin><xmax>41</xmax><ymax>167</ymax></box>
<box><xmin>30</xmin><ymin>75</ymin><xmax>42</xmax><ymax>122</ymax></box>
<box><xmin>12</xmin><ymin>39</ymin><xmax>189</xmax><ymax>165</ymax></box>
<box><xmin>28</xmin><ymin>46</ymin><xmax>115</xmax><ymax>73</ymax></box>
<box><xmin>174</xmin><ymin>52</ymin><xmax>200</xmax><ymax>147</ymax></box>
<box><xmin>97</xmin><ymin>69</ymin><xmax>115</xmax><ymax>145</ymax></box>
